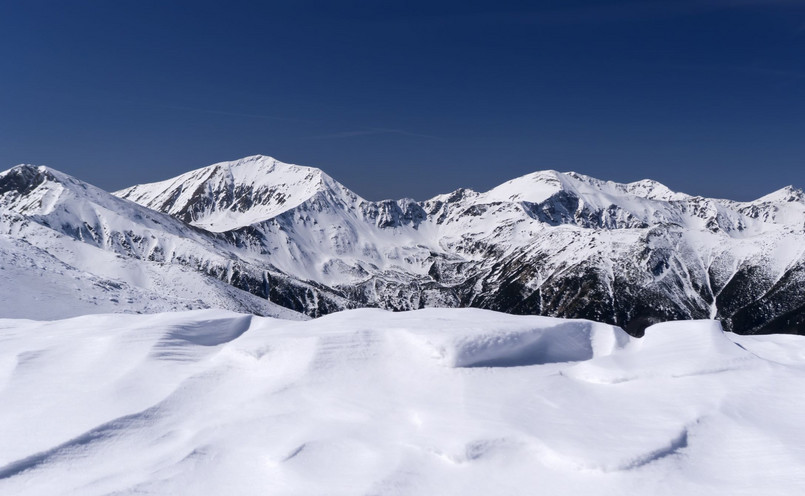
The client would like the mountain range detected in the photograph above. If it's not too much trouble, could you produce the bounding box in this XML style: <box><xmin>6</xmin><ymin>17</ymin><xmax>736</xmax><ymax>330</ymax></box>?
<box><xmin>2</xmin><ymin>154</ymin><xmax>803</xmax><ymax>335</ymax></box>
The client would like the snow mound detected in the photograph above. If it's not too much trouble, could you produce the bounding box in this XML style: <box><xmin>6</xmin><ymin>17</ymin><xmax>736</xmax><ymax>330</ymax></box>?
<box><xmin>308</xmin><ymin>308</ymin><xmax>629</xmax><ymax>368</ymax></box>
<box><xmin>409</xmin><ymin>313</ymin><xmax>629</xmax><ymax>368</ymax></box>
<box><xmin>1</xmin><ymin>309</ymin><xmax>805</xmax><ymax>495</ymax></box>
<box><xmin>565</xmin><ymin>319</ymin><xmax>759</xmax><ymax>384</ymax></box>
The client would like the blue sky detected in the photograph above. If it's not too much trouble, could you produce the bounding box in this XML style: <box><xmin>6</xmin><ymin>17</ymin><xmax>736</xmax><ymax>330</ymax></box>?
<box><xmin>1</xmin><ymin>0</ymin><xmax>803</xmax><ymax>200</ymax></box>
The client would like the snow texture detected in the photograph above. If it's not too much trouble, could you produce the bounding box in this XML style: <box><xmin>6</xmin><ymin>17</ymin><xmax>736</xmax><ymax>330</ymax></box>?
<box><xmin>0</xmin><ymin>308</ymin><xmax>804</xmax><ymax>495</ymax></box>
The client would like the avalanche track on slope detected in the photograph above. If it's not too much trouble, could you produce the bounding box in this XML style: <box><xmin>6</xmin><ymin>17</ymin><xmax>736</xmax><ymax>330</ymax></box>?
<box><xmin>1</xmin><ymin>309</ymin><xmax>803</xmax><ymax>495</ymax></box>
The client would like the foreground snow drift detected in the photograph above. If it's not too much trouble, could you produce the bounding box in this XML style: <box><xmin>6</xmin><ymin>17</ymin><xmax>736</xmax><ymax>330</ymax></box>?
<box><xmin>0</xmin><ymin>309</ymin><xmax>804</xmax><ymax>495</ymax></box>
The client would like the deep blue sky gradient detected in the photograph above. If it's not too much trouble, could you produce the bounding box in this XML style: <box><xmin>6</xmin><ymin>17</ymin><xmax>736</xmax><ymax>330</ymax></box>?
<box><xmin>1</xmin><ymin>0</ymin><xmax>804</xmax><ymax>200</ymax></box>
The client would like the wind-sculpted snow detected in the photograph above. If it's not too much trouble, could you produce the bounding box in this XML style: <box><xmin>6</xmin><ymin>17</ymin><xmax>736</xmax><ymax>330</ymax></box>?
<box><xmin>412</xmin><ymin>314</ymin><xmax>629</xmax><ymax>367</ymax></box>
<box><xmin>2</xmin><ymin>156</ymin><xmax>804</xmax><ymax>334</ymax></box>
<box><xmin>1</xmin><ymin>309</ymin><xmax>804</xmax><ymax>495</ymax></box>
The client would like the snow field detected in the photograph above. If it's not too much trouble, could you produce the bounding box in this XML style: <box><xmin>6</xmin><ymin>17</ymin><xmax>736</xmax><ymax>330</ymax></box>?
<box><xmin>0</xmin><ymin>308</ymin><xmax>804</xmax><ymax>495</ymax></box>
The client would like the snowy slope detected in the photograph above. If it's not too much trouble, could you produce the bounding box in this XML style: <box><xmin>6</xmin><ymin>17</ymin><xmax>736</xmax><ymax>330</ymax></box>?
<box><xmin>0</xmin><ymin>309</ymin><xmax>803</xmax><ymax>495</ymax></box>
<box><xmin>0</xmin><ymin>165</ymin><xmax>308</xmax><ymax>320</ymax></box>
<box><xmin>0</xmin><ymin>234</ymin><xmax>305</xmax><ymax>320</ymax></box>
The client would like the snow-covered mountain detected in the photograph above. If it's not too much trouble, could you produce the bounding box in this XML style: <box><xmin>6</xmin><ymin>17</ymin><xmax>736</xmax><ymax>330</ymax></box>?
<box><xmin>2</xmin><ymin>155</ymin><xmax>804</xmax><ymax>334</ymax></box>
<box><xmin>0</xmin><ymin>164</ymin><xmax>317</xmax><ymax>320</ymax></box>
<box><xmin>115</xmin><ymin>155</ymin><xmax>348</xmax><ymax>232</ymax></box>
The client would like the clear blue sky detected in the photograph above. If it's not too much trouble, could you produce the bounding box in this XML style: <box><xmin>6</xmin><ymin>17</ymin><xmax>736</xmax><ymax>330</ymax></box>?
<box><xmin>1</xmin><ymin>0</ymin><xmax>803</xmax><ymax>200</ymax></box>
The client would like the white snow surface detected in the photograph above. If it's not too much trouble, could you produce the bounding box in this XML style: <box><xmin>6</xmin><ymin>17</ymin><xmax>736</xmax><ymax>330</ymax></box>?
<box><xmin>1</xmin><ymin>308</ymin><xmax>804</xmax><ymax>495</ymax></box>
<box><xmin>0</xmin><ymin>234</ymin><xmax>304</xmax><ymax>321</ymax></box>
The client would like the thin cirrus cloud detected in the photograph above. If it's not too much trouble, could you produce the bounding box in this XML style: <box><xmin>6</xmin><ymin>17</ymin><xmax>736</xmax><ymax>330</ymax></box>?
<box><xmin>151</xmin><ymin>103</ymin><xmax>315</xmax><ymax>124</ymax></box>
<box><xmin>131</xmin><ymin>100</ymin><xmax>439</xmax><ymax>140</ymax></box>
<box><xmin>309</xmin><ymin>128</ymin><xmax>440</xmax><ymax>140</ymax></box>
<box><xmin>437</xmin><ymin>0</ymin><xmax>805</xmax><ymax>27</ymax></box>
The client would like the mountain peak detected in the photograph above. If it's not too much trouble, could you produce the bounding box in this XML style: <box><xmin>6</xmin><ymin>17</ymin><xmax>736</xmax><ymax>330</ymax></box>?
<box><xmin>753</xmin><ymin>185</ymin><xmax>804</xmax><ymax>204</ymax></box>
<box><xmin>0</xmin><ymin>163</ymin><xmax>176</xmax><ymax>226</ymax></box>
<box><xmin>114</xmin><ymin>155</ymin><xmax>349</xmax><ymax>232</ymax></box>
<box><xmin>0</xmin><ymin>165</ymin><xmax>76</xmax><ymax>207</ymax></box>
<box><xmin>225</xmin><ymin>154</ymin><xmax>319</xmax><ymax>174</ymax></box>
<box><xmin>0</xmin><ymin>165</ymin><xmax>53</xmax><ymax>197</ymax></box>
<box><xmin>483</xmin><ymin>170</ymin><xmax>566</xmax><ymax>203</ymax></box>
<box><xmin>479</xmin><ymin>169</ymin><xmax>675</xmax><ymax>204</ymax></box>
<box><xmin>622</xmin><ymin>178</ymin><xmax>684</xmax><ymax>201</ymax></box>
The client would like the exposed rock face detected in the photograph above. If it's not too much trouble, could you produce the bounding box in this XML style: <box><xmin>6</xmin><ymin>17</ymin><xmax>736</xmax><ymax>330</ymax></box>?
<box><xmin>3</xmin><ymin>156</ymin><xmax>804</xmax><ymax>335</ymax></box>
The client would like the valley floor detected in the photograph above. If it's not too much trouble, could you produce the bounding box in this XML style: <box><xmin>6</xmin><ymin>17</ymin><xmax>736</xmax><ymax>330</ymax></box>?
<box><xmin>0</xmin><ymin>308</ymin><xmax>803</xmax><ymax>495</ymax></box>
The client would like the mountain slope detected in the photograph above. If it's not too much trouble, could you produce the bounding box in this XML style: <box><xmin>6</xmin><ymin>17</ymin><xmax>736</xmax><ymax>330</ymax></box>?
<box><xmin>113</xmin><ymin>155</ymin><xmax>805</xmax><ymax>334</ymax></box>
<box><xmin>2</xmin><ymin>156</ymin><xmax>803</xmax><ymax>334</ymax></box>
<box><xmin>0</xmin><ymin>165</ymin><xmax>310</xmax><ymax>320</ymax></box>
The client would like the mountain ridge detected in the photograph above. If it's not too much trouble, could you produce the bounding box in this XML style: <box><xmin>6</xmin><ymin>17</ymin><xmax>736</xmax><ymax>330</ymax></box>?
<box><xmin>2</xmin><ymin>156</ymin><xmax>804</xmax><ymax>335</ymax></box>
